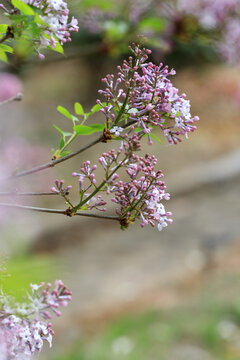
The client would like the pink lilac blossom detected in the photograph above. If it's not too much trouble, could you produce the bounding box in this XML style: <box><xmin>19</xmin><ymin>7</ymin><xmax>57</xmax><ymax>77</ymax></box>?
<box><xmin>72</xmin><ymin>162</ymin><xmax>107</xmax><ymax>211</ymax></box>
<box><xmin>110</xmin><ymin>153</ymin><xmax>172</xmax><ymax>230</ymax></box>
<box><xmin>98</xmin><ymin>45</ymin><xmax>199</xmax><ymax>144</ymax></box>
<box><xmin>51</xmin><ymin>179</ymin><xmax>72</xmax><ymax>195</ymax></box>
<box><xmin>0</xmin><ymin>317</ymin><xmax>53</xmax><ymax>359</ymax></box>
<box><xmin>19</xmin><ymin>0</ymin><xmax>79</xmax><ymax>56</ymax></box>
<box><xmin>0</xmin><ymin>280</ymin><xmax>71</xmax><ymax>359</ymax></box>
<box><xmin>82</xmin><ymin>141</ymin><xmax>172</xmax><ymax>230</ymax></box>
<box><xmin>49</xmin><ymin>46</ymin><xmax>198</xmax><ymax>229</ymax></box>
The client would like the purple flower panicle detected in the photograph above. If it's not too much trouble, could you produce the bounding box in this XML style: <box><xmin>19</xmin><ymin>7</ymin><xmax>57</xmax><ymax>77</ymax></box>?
<box><xmin>111</xmin><ymin>153</ymin><xmax>172</xmax><ymax>230</ymax></box>
<box><xmin>0</xmin><ymin>280</ymin><xmax>72</xmax><ymax>359</ymax></box>
<box><xmin>98</xmin><ymin>44</ymin><xmax>199</xmax><ymax>144</ymax></box>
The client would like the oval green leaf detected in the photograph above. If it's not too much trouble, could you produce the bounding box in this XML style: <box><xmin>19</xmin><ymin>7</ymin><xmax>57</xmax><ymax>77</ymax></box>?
<box><xmin>12</xmin><ymin>0</ymin><xmax>35</xmax><ymax>15</ymax></box>
<box><xmin>74</xmin><ymin>102</ymin><xmax>84</xmax><ymax>115</ymax></box>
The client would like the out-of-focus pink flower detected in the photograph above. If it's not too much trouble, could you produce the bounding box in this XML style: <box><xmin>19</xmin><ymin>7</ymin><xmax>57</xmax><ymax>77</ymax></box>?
<box><xmin>218</xmin><ymin>18</ymin><xmax>240</xmax><ymax>64</ymax></box>
<box><xmin>0</xmin><ymin>137</ymin><xmax>54</xmax><ymax>195</ymax></box>
<box><xmin>0</xmin><ymin>73</ymin><xmax>22</xmax><ymax>102</ymax></box>
<box><xmin>235</xmin><ymin>84</ymin><xmax>240</xmax><ymax>105</ymax></box>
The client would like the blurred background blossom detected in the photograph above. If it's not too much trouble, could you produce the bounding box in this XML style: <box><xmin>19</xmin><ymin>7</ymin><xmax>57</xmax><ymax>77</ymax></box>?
<box><xmin>0</xmin><ymin>73</ymin><xmax>22</xmax><ymax>102</ymax></box>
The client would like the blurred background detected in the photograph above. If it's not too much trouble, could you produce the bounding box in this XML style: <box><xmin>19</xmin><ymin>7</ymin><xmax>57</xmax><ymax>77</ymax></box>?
<box><xmin>1</xmin><ymin>0</ymin><xmax>240</xmax><ymax>359</ymax></box>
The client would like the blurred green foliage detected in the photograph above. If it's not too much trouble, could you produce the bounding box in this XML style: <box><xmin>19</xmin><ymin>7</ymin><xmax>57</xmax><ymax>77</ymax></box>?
<box><xmin>0</xmin><ymin>255</ymin><xmax>57</xmax><ymax>300</ymax></box>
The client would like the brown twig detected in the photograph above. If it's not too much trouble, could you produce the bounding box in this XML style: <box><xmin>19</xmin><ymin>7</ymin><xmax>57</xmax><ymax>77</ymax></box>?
<box><xmin>0</xmin><ymin>26</ymin><xmax>14</xmax><ymax>44</ymax></box>
<box><xmin>0</xmin><ymin>202</ymin><xmax>119</xmax><ymax>221</ymax></box>
<box><xmin>0</xmin><ymin>191</ymin><xmax>57</xmax><ymax>196</ymax></box>
<box><xmin>0</xmin><ymin>120</ymin><xmax>138</xmax><ymax>183</ymax></box>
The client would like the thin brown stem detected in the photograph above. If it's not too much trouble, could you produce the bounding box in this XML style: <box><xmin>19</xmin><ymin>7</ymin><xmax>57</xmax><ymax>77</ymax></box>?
<box><xmin>0</xmin><ymin>202</ymin><xmax>119</xmax><ymax>221</ymax></box>
<box><xmin>73</xmin><ymin>156</ymin><xmax>127</xmax><ymax>213</ymax></box>
<box><xmin>0</xmin><ymin>191</ymin><xmax>58</xmax><ymax>196</ymax></box>
<box><xmin>0</xmin><ymin>33</ymin><xmax>10</xmax><ymax>44</ymax></box>
<box><xmin>0</xmin><ymin>26</ymin><xmax>13</xmax><ymax>44</ymax></box>
<box><xmin>0</xmin><ymin>120</ymin><xmax>138</xmax><ymax>183</ymax></box>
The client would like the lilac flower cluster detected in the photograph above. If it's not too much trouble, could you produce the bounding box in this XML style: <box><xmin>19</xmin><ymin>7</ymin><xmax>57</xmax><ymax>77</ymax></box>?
<box><xmin>67</xmin><ymin>132</ymin><xmax>171</xmax><ymax>230</ymax></box>
<box><xmin>0</xmin><ymin>280</ymin><xmax>71</xmax><ymax>359</ymax></box>
<box><xmin>111</xmin><ymin>153</ymin><xmax>172</xmax><ymax>230</ymax></box>
<box><xmin>20</xmin><ymin>0</ymin><xmax>79</xmax><ymax>57</ymax></box>
<box><xmin>50</xmin><ymin>45</ymin><xmax>199</xmax><ymax>231</ymax></box>
<box><xmin>51</xmin><ymin>179</ymin><xmax>72</xmax><ymax>195</ymax></box>
<box><xmin>98</xmin><ymin>44</ymin><xmax>199</xmax><ymax>144</ymax></box>
<box><xmin>72</xmin><ymin>161</ymin><xmax>107</xmax><ymax>212</ymax></box>
<box><xmin>0</xmin><ymin>317</ymin><xmax>53</xmax><ymax>359</ymax></box>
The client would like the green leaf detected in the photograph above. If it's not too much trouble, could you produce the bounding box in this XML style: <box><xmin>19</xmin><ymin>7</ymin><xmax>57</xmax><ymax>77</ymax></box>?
<box><xmin>54</xmin><ymin>125</ymin><xmax>72</xmax><ymax>137</ymax></box>
<box><xmin>0</xmin><ymin>25</ymin><xmax>8</xmax><ymax>34</ymax></box>
<box><xmin>57</xmin><ymin>106</ymin><xmax>78</xmax><ymax>122</ymax></box>
<box><xmin>12</xmin><ymin>0</ymin><xmax>35</xmax><ymax>15</ymax></box>
<box><xmin>60</xmin><ymin>150</ymin><xmax>71</xmax><ymax>157</ymax></box>
<box><xmin>79</xmin><ymin>205</ymin><xmax>89</xmax><ymax>211</ymax></box>
<box><xmin>14</xmin><ymin>38</ymin><xmax>34</xmax><ymax>57</ymax></box>
<box><xmin>0</xmin><ymin>44</ymin><xmax>13</xmax><ymax>53</ymax></box>
<box><xmin>74</xmin><ymin>102</ymin><xmax>84</xmax><ymax>116</ymax></box>
<box><xmin>90</xmin><ymin>103</ymin><xmax>104</xmax><ymax>113</ymax></box>
<box><xmin>34</xmin><ymin>14</ymin><xmax>48</xmax><ymax>26</ymax></box>
<box><xmin>59</xmin><ymin>137</ymin><xmax>65</xmax><ymax>149</ymax></box>
<box><xmin>139</xmin><ymin>17</ymin><xmax>166</xmax><ymax>33</ymax></box>
<box><xmin>83</xmin><ymin>103</ymin><xmax>107</xmax><ymax>119</ymax></box>
<box><xmin>104</xmin><ymin>20</ymin><xmax>128</xmax><ymax>41</ymax></box>
<box><xmin>150</xmin><ymin>133</ymin><xmax>161</xmax><ymax>144</ymax></box>
<box><xmin>50</xmin><ymin>40</ymin><xmax>64</xmax><ymax>54</ymax></box>
<box><xmin>89</xmin><ymin>123</ymin><xmax>105</xmax><ymax>131</ymax></box>
<box><xmin>134</xmin><ymin>127</ymin><xmax>161</xmax><ymax>144</ymax></box>
<box><xmin>0</xmin><ymin>50</ymin><xmax>8</xmax><ymax>63</ymax></box>
<box><xmin>44</xmin><ymin>33</ymin><xmax>64</xmax><ymax>54</ymax></box>
<box><xmin>73</xmin><ymin>125</ymin><xmax>95</xmax><ymax>135</ymax></box>
<box><xmin>81</xmin><ymin>0</ymin><xmax>113</xmax><ymax>11</ymax></box>
<box><xmin>127</xmin><ymin>108</ymin><xmax>138</xmax><ymax>114</ymax></box>
<box><xmin>73</xmin><ymin>123</ymin><xmax>104</xmax><ymax>135</ymax></box>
